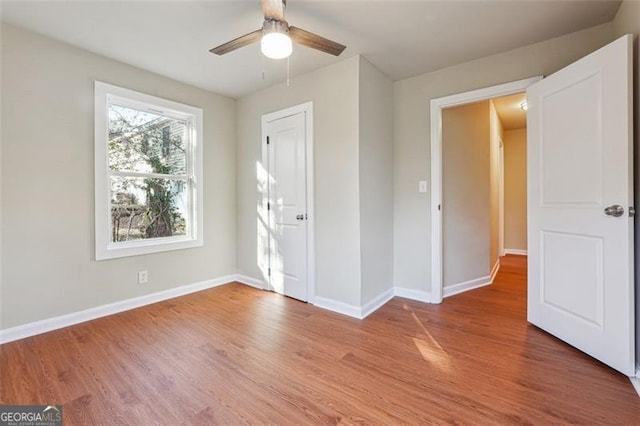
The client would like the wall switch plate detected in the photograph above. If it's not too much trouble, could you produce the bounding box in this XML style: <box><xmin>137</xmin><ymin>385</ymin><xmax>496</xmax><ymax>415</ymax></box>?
<box><xmin>419</xmin><ymin>180</ymin><xmax>428</xmax><ymax>193</ymax></box>
<box><xmin>138</xmin><ymin>270</ymin><xmax>148</xmax><ymax>284</ymax></box>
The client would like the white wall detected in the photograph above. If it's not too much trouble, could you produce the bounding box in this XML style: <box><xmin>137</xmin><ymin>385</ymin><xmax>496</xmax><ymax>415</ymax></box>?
<box><xmin>442</xmin><ymin>102</ymin><xmax>490</xmax><ymax>287</ymax></box>
<box><xmin>393</xmin><ymin>23</ymin><xmax>615</xmax><ymax>294</ymax></box>
<box><xmin>0</xmin><ymin>24</ymin><xmax>237</xmax><ymax>330</ymax></box>
<box><xmin>358</xmin><ymin>57</ymin><xmax>394</xmax><ymax>305</ymax></box>
<box><xmin>612</xmin><ymin>0</ymin><xmax>640</xmax><ymax>368</ymax></box>
<box><xmin>504</xmin><ymin>128</ymin><xmax>527</xmax><ymax>252</ymax></box>
<box><xmin>236</xmin><ymin>55</ymin><xmax>394</xmax><ymax>311</ymax></box>
<box><xmin>236</xmin><ymin>56</ymin><xmax>362</xmax><ymax>306</ymax></box>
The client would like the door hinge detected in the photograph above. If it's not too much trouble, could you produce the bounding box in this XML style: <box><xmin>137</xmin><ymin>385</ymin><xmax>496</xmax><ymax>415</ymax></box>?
<box><xmin>266</xmin><ymin>136</ymin><xmax>270</xmax><ymax>145</ymax></box>
<box><xmin>630</xmin><ymin>206</ymin><xmax>636</xmax><ymax>217</ymax></box>
<box><xmin>438</xmin><ymin>204</ymin><xmax>441</xmax><ymax>211</ymax></box>
<box><xmin>305</xmin><ymin>213</ymin><xmax>308</xmax><ymax>220</ymax></box>
<box><xmin>268</xmin><ymin>267</ymin><xmax>271</xmax><ymax>276</ymax></box>
<box><xmin>267</xmin><ymin>202</ymin><xmax>270</xmax><ymax>211</ymax></box>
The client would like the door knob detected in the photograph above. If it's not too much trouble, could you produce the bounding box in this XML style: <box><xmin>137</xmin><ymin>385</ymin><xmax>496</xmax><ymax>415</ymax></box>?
<box><xmin>604</xmin><ymin>205</ymin><xmax>624</xmax><ymax>217</ymax></box>
<box><xmin>296</xmin><ymin>214</ymin><xmax>304</xmax><ymax>220</ymax></box>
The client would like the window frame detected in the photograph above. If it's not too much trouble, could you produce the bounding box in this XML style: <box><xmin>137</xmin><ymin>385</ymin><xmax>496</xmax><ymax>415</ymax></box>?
<box><xmin>94</xmin><ymin>81</ymin><xmax>203</xmax><ymax>260</ymax></box>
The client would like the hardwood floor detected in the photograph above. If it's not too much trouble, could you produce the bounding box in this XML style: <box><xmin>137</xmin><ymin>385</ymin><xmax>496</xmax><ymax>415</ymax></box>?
<box><xmin>1</xmin><ymin>255</ymin><xmax>638</xmax><ymax>424</ymax></box>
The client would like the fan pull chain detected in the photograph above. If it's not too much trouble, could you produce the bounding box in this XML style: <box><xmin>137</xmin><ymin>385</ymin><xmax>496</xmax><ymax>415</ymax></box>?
<box><xmin>261</xmin><ymin>53</ymin><xmax>266</xmax><ymax>81</ymax></box>
<box><xmin>286</xmin><ymin>56</ymin><xmax>290</xmax><ymax>87</ymax></box>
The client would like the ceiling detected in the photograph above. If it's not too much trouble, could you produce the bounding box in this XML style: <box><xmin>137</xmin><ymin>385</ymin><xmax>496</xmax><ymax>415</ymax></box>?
<box><xmin>493</xmin><ymin>93</ymin><xmax>527</xmax><ymax>130</ymax></box>
<box><xmin>0</xmin><ymin>1</ymin><xmax>621</xmax><ymax>99</ymax></box>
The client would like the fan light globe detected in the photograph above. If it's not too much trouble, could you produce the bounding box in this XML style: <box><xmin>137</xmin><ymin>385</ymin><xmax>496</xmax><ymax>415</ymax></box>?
<box><xmin>261</xmin><ymin>32</ymin><xmax>292</xmax><ymax>59</ymax></box>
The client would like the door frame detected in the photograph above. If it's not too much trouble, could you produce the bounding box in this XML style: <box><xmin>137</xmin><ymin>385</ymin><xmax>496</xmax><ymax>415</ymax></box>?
<box><xmin>261</xmin><ymin>101</ymin><xmax>315</xmax><ymax>302</ymax></box>
<box><xmin>499</xmin><ymin>135</ymin><xmax>505</xmax><ymax>257</ymax></box>
<box><xmin>430</xmin><ymin>77</ymin><xmax>542</xmax><ymax>303</ymax></box>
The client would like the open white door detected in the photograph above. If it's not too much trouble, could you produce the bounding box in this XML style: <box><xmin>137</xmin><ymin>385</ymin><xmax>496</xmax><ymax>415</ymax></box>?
<box><xmin>527</xmin><ymin>35</ymin><xmax>634</xmax><ymax>376</ymax></box>
<box><xmin>264</xmin><ymin>111</ymin><xmax>308</xmax><ymax>302</ymax></box>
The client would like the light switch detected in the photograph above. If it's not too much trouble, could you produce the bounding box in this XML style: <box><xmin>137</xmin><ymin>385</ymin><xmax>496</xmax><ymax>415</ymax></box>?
<box><xmin>419</xmin><ymin>180</ymin><xmax>428</xmax><ymax>193</ymax></box>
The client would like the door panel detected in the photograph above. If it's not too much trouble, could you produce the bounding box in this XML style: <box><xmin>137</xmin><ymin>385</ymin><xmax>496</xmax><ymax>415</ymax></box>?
<box><xmin>541</xmin><ymin>231</ymin><xmax>603</xmax><ymax>327</ymax></box>
<box><xmin>266</xmin><ymin>112</ymin><xmax>307</xmax><ymax>301</ymax></box>
<box><xmin>541</xmin><ymin>74</ymin><xmax>603</xmax><ymax>206</ymax></box>
<box><xmin>527</xmin><ymin>35</ymin><xmax>634</xmax><ymax>376</ymax></box>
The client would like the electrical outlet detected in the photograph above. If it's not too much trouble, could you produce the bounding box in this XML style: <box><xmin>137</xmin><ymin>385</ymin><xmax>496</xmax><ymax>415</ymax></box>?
<box><xmin>138</xmin><ymin>270</ymin><xmax>148</xmax><ymax>284</ymax></box>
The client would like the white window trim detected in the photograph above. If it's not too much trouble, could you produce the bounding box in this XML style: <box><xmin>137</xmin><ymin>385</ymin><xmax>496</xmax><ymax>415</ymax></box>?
<box><xmin>94</xmin><ymin>81</ymin><xmax>203</xmax><ymax>260</ymax></box>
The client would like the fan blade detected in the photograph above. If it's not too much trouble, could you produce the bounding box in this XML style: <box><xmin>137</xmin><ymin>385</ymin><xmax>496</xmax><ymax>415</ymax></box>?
<box><xmin>210</xmin><ymin>29</ymin><xmax>263</xmax><ymax>55</ymax></box>
<box><xmin>289</xmin><ymin>26</ymin><xmax>346</xmax><ymax>56</ymax></box>
<box><xmin>261</xmin><ymin>0</ymin><xmax>285</xmax><ymax>21</ymax></box>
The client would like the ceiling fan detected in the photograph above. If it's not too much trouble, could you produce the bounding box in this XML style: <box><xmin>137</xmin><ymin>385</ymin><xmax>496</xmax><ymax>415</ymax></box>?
<box><xmin>210</xmin><ymin>0</ymin><xmax>346</xmax><ymax>60</ymax></box>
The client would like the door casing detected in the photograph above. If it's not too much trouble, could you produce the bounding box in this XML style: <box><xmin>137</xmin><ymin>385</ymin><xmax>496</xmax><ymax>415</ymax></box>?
<box><xmin>430</xmin><ymin>76</ymin><xmax>542</xmax><ymax>303</ymax></box>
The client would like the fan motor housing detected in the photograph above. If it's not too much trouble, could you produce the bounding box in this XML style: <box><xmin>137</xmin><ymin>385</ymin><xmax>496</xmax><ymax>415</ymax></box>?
<box><xmin>263</xmin><ymin>19</ymin><xmax>289</xmax><ymax>35</ymax></box>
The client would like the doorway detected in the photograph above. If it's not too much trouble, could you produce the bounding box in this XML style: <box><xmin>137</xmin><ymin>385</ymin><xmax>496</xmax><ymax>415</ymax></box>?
<box><xmin>429</xmin><ymin>77</ymin><xmax>542</xmax><ymax>303</ymax></box>
<box><xmin>430</xmin><ymin>36</ymin><xmax>635</xmax><ymax>378</ymax></box>
<box><xmin>439</xmin><ymin>93</ymin><xmax>528</xmax><ymax>298</ymax></box>
<box><xmin>261</xmin><ymin>102</ymin><xmax>315</xmax><ymax>302</ymax></box>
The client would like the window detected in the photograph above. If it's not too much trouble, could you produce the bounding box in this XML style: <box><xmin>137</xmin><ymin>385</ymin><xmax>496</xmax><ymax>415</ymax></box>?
<box><xmin>95</xmin><ymin>82</ymin><xmax>203</xmax><ymax>260</ymax></box>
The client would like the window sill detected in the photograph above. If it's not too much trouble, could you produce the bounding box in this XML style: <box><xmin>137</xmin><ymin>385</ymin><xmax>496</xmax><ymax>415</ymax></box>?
<box><xmin>96</xmin><ymin>237</ymin><xmax>203</xmax><ymax>261</ymax></box>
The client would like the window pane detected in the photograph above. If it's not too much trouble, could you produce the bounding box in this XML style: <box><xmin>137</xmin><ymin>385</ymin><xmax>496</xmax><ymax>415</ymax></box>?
<box><xmin>110</xmin><ymin>176</ymin><xmax>188</xmax><ymax>242</ymax></box>
<box><xmin>108</xmin><ymin>104</ymin><xmax>187</xmax><ymax>174</ymax></box>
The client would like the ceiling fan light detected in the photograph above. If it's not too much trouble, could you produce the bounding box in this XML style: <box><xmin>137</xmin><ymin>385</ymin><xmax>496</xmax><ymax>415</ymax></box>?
<box><xmin>261</xmin><ymin>32</ymin><xmax>292</xmax><ymax>59</ymax></box>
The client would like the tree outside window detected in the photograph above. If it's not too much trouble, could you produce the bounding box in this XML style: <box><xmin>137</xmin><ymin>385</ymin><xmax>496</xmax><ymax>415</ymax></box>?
<box><xmin>95</xmin><ymin>82</ymin><xmax>203</xmax><ymax>260</ymax></box>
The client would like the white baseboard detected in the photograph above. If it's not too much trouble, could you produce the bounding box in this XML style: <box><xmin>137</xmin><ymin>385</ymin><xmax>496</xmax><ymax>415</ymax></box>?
<box><xmin>0</xmin><ymin>274</ymin><xmax>248</xmax><ymax>345</ymax></box>
<box><xmin>393</xmin><ymin>287</ymin><xmax>433</xmax><ymax>303</ymax></box>
<box><xmin>504</xmin><ymin>248</ymin><xmax>527</xmax><ymax>255</ymax></box>
<box><xmin>361</xmin><ymin>288</ymin><xmax>395</xmax><ymax>319</ymax></box>
<box><xmin>313</xmin><ymin>287</ymin><xmax>395</xmax><ymax>320</ymax></box>
<box><xmin>1</xmin><ymin>274</ymin><xmax>420</xmax><ymax>343</ymax></box>
<box><xmin>443</xmin><ymin>260</ymin><xmax>500</xmax><ymax>298</ymax></box>
<box><xmin>313</xmin><ymin>285</ymin><xmax>440</xmax><ymax>319</ymax></box>
<box><xmin>631</xmin><ymin>369</ymin><xmax>640</xmax><ymax>397</ymax></box>
<box><xmin>312</xmin><ymin>296</ymin><xmax>362</xmax><ymax>319</ymax></box>
<box><xmin>234</xmin><ymin>274</ymin><xmax>265</xmax><ymax>290</ymax></box>
<box><xmin>443</xmin><ymin>275</ymin><xmax>491</xmax><ymax>298</ymax></box>
<box><xmin>490</xmin><ymin>259</ymin><xmax>500</xmax><ymax>283</ymax></box>
<box><xmin>3</xmin><ymin>268</ymin><xmax>504</xmax><ymax>344</ymax></box>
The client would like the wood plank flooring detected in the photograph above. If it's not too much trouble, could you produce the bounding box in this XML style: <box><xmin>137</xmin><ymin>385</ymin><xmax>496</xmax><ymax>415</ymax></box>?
<box><xmin>1</xmin><ymin>255</ymin><xmax>639</xmax><ymax>424</ymax></box>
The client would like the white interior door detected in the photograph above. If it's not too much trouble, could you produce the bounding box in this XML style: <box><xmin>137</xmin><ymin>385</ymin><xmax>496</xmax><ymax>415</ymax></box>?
<box><xmin>265</xmin><ymin>111</ymin><xmax>308</xmax><ymax>301</ymax></box>
<box><xmin>527</xmin><ymin>35</ymin><xmax>634</xmax><ymax>376</ymax></box>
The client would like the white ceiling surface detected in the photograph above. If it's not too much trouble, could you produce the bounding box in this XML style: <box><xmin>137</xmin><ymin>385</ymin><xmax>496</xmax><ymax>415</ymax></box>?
<box><xmin>1</xmin><ymin>1</ymin><xmax>621</xmax><ymax>99</ymax></box>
